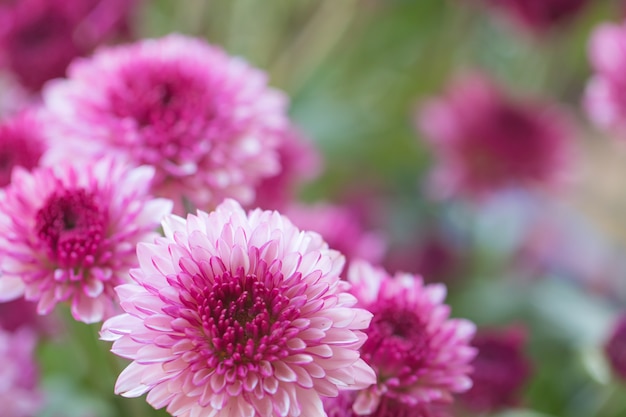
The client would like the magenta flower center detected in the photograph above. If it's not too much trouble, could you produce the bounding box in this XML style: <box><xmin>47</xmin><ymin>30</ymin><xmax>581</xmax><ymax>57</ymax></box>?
<box><xmin>198</xmin><ymin>268</ymin><xmax>300</xmax><ymax>373</ymax></box>
<box><xmin>106</xmin><ymin>63</ymin><xmax>219</xmax><ymax>172</ymax></box>
<box><xmin>35</xmin><ymin>188</ymin><xmax>106</xmax><ymax>269</ymax></box>
<box><xmin>363</xmin><ymin>298</ymin><xmax>431</xmax><ymax>381</ymax></box>
<box><xmin>461</xmin><ymin>104</ymin><xmax>550</xmax><ymax>182</ymax></box>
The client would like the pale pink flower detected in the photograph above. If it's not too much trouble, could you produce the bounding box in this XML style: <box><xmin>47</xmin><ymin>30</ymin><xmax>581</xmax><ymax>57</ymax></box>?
<box><xmin>0</xmin><ymin>108</ymin><xmax>46</xmax><ymax>187</ymax></box>
<box><xmin>101</xmin><ymin>199</ymin><xmax>376</xmax><ymax>417</ymax></box>
<box><xmin>347</xmin><ymin>260</ymin><xmax>476</xmax><ymax>414</ymax></box>
<box><xmin>418</xmin><ymin>73</ymin><xmax>575</xmax><ymax>199</ymax></box>
<box><xmin>584</xmin><ymin>21</ymin><xmax>626</xmax><ymax>137</ymax></box>
<box><xmin>0</xmin><ymin>159</ymin><xmax>172</xmax><ymax>323</ymax></box>
<box><xmin>285</xmin><ymin>203</ymin><xmax>386</xmax><ymax>265</ymax></box>
<box><xmin>0</xmin><ymin>326</ymin><xmax>42</xmax><ymax>417</ymax></box>
<box><xmin>43</xmin><ymin>34</ymin><xmax>290</xmax><ymax>214</ymax></box>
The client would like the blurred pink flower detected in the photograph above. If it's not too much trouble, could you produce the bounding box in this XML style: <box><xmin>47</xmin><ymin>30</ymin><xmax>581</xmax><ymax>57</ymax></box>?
<box><xmin>347</xmin><ymin>260</ymin><xmax>476</xmax><ymax>414</ymax></box>
<box><xmin>584</xmin><ymin>21</ymin><xmax>626</xmax><ymax>137</ymax></box>
<box><xmin>0</xmin><ymin>299</ymin><xmax>44</xmax><ymax>333</ymax></box>
<box><xmin>485</xmin><ymin>0</ymin><xmax>589</xmax><ymax>33</ymax></box>
<box><xmin>418</xmin><ymin>74</ymin><xmax>575</xmax><ymax>199</ymax></box>
<box><xmin>383</xmin><ymin>229</ymin><xmax>466</xmax><ymax>285</ymax></box>
<box><xmin>43</xmin><ymin>34</ymin><xmax>290</xmax><ymax>214</ymax></box>
<box><xmin>0</xmin><ymin>326</ymin><xmax>42</xmax><ymax>417</ymax></box>
<box><xmin>285</xmin><ymin>203</ymin><xmax>386</xmax><ymax>266</ymax></box>
<box><xmin>252</xmin><ymin>127</ymin><xmax>322</xmax><ymax>211</ymax></box>
<box><xmin>0</xmin><ymin>109</ymin><xmax>46</xmax><ymax>187</ymax></box>
<box><xmin>459</xmin><ymin>326</ymin><xmax>532</xmax><ymax>413</ymax></box>
<box><xmin>0</xmin><ymin>0</ymin><xmax>136</xmax><ymax>91</ymax></box>
<box><xmin>0</xmin><ymin>159</ymin><xmax>172</xmax><ymax>323</ymax></box>
<box><xmin>101</xmin><ymin>199</ymin><xmax>376</xmax><ymax>417</ymax></box>
<box><xmin>605</xmin><ymin>313</ymin><xmax>626</xmax><ymax>380</ymax></box>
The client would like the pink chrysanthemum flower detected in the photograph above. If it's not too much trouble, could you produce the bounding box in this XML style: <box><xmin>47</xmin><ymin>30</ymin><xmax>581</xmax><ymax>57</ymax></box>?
<box><xmin>0</xmin><ymin>109</ymin><xmax>46</xmax><ymax>187</ymax></box>
<box><xmin>0</xmin><ymin>159</ymin><xmax>172</xmax><ymax>323</ymax></box>
<box><xmin>417</xmin><ymin>73</ymin><xmax>575</xmax><ymax>199</ymax></box>
<box><xmin>584</xmin><ymin>21</ymin><xmax>626</xmax><ymax>137</ymax></box>
<box><xmin>43</xmin><ymin>34</ymin><xmax>290</xmax><ymax>214</ymax></box>
<box><xmin>0</xmin><ymin>0</ymin><xmax>136</xmax><ymax>91</ymax></box>
<box><xmin>347</xmin><ymin>260</ymin><xmax>476</xmax><ymax>414</ymax></box>
<box><xmin>100</xmin><ymin>199</ymin><xmax>376</xmax><ymax>417</ymax></box>
<box><xmin>459</xmin><ymin>326</ymin><xmax>532</xmax><ymax>413</ymax></box>
<box><xmin>485</xmin><ymin>0</ymin><xmax>589</xmax><ymax>33</ymax></box>
<box><xmin>0</xmin><ymin>326</ymin><xmax>42</xmax><ymax>417</ymax></box>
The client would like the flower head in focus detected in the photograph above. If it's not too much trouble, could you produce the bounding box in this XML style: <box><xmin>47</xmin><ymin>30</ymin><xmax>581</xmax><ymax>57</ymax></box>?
<box><xmin>0</xmin><ymin>159</ymin><xmax>172</xmax><ymax>323</ymax></box>
<box><xmin>347</xmin><ymin>260</ymin><xmax>476</xmax><ymax>414</ymax></box>
<box><xmin>101</xmin><ymin>199</ymin><xmax>376</xmax><ymax>417</ymax></box>
<box><xmin>459</xmin><ymin>326</ymin><xmax>532</xmax><ymax>413</ymax></box>
<box><xmin>43</xmin><ymin>34</ymin><xmax>291</xmax><ymax>214</ymax></box>
<box><xmin>418</xmin><ymin>73</ymin><xmax>575</xmax><ymax>199</ymax></box>
<box><xmin>0</xmin><ymin>326</ymin><xmax>42</xmax><ymax>417</ymax></box>
<box><xmin>0</xmin><ymin>108</ymin><xmax>46</xmax><ymax>187</ymax></box>
<box><xmin>0</xmin><ymin>0</ymin><xmax>136</xmax><ymax>91</ymax></box>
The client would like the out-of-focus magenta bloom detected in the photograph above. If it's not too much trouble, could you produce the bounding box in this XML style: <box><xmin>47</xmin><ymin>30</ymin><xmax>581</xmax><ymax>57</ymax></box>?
<box><xmin>43</xmin><ymin>34</ymin><xmax>290</xmax><ymax>214</ymax></box>
<box><xmin>347</xmin><ymin>260</ymin><xmax>476</xmax><ymax>414</ymax></box>
<box><xmin>0</xmin><ymin>0</ymin><xmax>136</xmax><ymax>91</ymax></box>
<box><xmin>0</xmin><ymin>326</ymin><xmax>42</xmax><ymax>417</ymax></box>
<box><xmin>285</xmin><ymin>203</ymin><xmax>386</xmax><ymax>265</ymax></box>
<box><xmin>418</xmin><ymin>74</ymin><xmax>574</xmax><ymax>199</ymax></box>
<box><xmin>584</xmin><ymin>21</ymin><xmax>626</xmax><ymax>137</ymax></box>
<box><xmin>384</xmin><ymin>229</ymin><xmax>465</xmax><ymax>285</ymax></box>
<box><xmin>0</xmin><ymin>299</ymin><xmax>42</xmax><ymax>333</ymax></box>
<box><xmin>0</xmin><ymin>159</ymin><xmax>172</xmax><ymax>323</ymax></box>
<box><xmin>459</xmin><ymin>326</ymin><xmax>532</xmax><ymax>413</ymax></box>
<box><xmin>605</xmin><ymin>314</ymin><xmax>626</xmax><ymax>380</ymax></box>
<box><xmin>0</xmin><ymin>109</ymin><xmax>46</xmax><ymax>187</ymax></box>
<box><xmin>101</xmin><ymin>199</ymin><xmax>376</xmax><ymax>417</ymax></box>
<box><xmin>485</xmin><ymin>0</ymin><xmax>589</xmax><ymax>33</ymax></box>
<box><xmin>252</xmin><ymin>127</ymin><xmax>322</xmax><ymax>211</ymax></box>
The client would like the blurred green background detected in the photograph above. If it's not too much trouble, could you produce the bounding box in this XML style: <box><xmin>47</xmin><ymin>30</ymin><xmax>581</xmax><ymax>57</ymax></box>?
<box><xmin>34</xmin><ymin>1</ymin><xmax>626</xmax><ymax>417</ymax></box>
